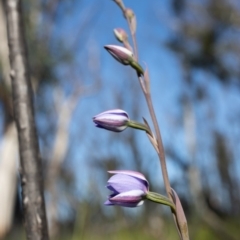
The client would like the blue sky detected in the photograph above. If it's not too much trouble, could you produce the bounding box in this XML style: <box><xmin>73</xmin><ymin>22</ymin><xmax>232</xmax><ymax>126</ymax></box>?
<box><xmin>1</xmin><ymin>0</ymin><xmax>239</xmax><ymax>220</ymax></box>
<box><xmin>45</xmin><ymin>1</ymin><xmax>182</xmax><ymax>210</ymax></box>
<box><xmin>42</xmin><ymin>0</ymin><xmax>240</xmax><ymax>202</ymax></box>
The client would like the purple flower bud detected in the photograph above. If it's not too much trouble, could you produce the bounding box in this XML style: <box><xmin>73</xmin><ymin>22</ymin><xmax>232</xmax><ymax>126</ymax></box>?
<box><xmin>105</xmin><ymin>170</ymin><xmax>149</xmax><ymax>208</ymax></box>
<box><xmin>124</xmin><ymin>8</ymin><xmax>135</xmax><ymax>20</ymax></box>
<box><xmin>104</xmin><ymin>45</ymin><xmax>134</xmax><ymax>65</ymax></box>
<box><xmin>93</xmin><ymin>109</ymin><xmax>129</xmax><ymax>132</ymax></box>
<box><xmin>113</xmin><ymin>28</ymin><xmax>128</xmax><ymax>43</ymax></box>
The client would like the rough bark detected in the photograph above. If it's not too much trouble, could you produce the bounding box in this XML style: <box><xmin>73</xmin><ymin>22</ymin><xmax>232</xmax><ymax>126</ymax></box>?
<box><xmin>3</xmin><ymin>0</ymin><xmax>49</xmax><ymax>239</ymax></box>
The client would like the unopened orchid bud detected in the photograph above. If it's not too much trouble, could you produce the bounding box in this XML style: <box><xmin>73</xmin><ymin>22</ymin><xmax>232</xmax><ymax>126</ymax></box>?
<box><xmin>105</xmin><ymin>170</ymin><xmax>149</xmax><ymax>207</ymax></box>
<box><xmin>124</xmin><ymin>8</ymin><xmax>137</xmax><ymax>34</ymax></box>
<box><xmin>93</xmin><ymin>109</ymin><xmax>129</xmax><ymax>132</ymax></box>
<box><xmin>104</xmin><ymin>45</ymin><xmax>133</xmax><ymax>65</ymax></box>
<box><xmin>124</xmin><ymin>8</ymin><xmax>134</xmax><ymax>20</ymax></box>
<box><xmin>113</xmin><ymin>28</ymin><xmax>128</xmax><ymax>43</ymax></box>
<box><xmin>93</xmin><ymin>109</ymin><xmax>152</xmax><ymax>133</ymax></box>
<box><xmin>105</xmin><ymin>170</ymin><xmax>175</xmax><ymax>210</ymax></box>
<box><xmin>104</xmin><ymin>45</ymin><xmax>144</xmax><ymax>76</ymax></box>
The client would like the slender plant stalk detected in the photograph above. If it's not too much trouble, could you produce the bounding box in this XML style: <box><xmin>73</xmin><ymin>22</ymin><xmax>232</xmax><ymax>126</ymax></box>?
<box><xmin>113</xmin><ymin>1</ymin><xmax>189</xmax><ymax>239</ymax></box>
<box><xmin>122</xmin><ymin>4</ymin><xmax>185</xmax><ymax>239</ymax></box>
<box><xmin>127</xmin><ymin>18</ymin><xmax>138</xmax><ymax>60</ymax></box>
<box><xmin>127</xmin><ymin>23</ymin><xmax>172</xmax><ymax>197</ymax></box>
<box><xmin>134</xmin><ymin>21</ymin><xmax>189</xmax><ymax>240</ymax></box>
<box><xmin>139</xmin><ymin>56</ymin><xmax>185</xmax><ymax>240</ymax></box>
<box><xmin>144</xmin><ymin>92</ymin><xmax>171</xmax><ymax>195</ymax></box>
<box><xmin>4</xmin><ymin>1</ymin><xmax>49</xmax><ymax>239</ymax></box>
<box><xmin>118</xmin><ymin>1</ymin><xmax>172</xmax><ymax>196</ymax></box>
<box><xmin>134</xmin><ymin>29</ymin><xmax>185</xmax><ymax>240</ymax></box>
<box><xmin>118</xmin><ymin>1</ymin><xmax>138</xmax><ymax>60</ymax></box>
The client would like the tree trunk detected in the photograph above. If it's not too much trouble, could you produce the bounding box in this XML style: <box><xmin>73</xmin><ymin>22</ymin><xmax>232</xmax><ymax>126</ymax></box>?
<box><xmin>3</xmin><ymin>0</ymin><xmax>49</xmax><ymax>239</ymax></box>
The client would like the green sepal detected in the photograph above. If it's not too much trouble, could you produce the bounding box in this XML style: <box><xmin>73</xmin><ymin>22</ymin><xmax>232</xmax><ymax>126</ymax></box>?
<box><xmin>129</xmin><ymin>59</ymin><xmax>144</xmax><ymax>76</ymax></box>
<box><xmin>146</xmin><ymin>191</ymin><xmax>176</xmax><ymax>212</ymax></box>
<box><xmin>128</xmin><ymin>120</ymin><xmax>151</xmax><ymax>135</ymax></box>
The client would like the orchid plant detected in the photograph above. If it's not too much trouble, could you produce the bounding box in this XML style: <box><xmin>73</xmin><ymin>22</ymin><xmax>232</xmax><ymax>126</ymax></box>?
<box><xmin>92</xmin><ymin>0</ymin><xmax>190</xmax><ymax>239</ymax></box>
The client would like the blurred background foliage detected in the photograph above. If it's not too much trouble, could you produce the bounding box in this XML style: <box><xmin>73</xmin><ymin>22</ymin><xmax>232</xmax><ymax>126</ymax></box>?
<box><xmin>0</xmin><ymin>0</ymin><xmax>240</xmax><ymax>239</ymax></box>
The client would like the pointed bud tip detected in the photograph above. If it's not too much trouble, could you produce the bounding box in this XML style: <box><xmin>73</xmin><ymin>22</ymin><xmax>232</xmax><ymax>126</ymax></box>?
<box><xmin>92</xmin><ymin>109</ymin><xmax>129</xmax><ymax>132</ymax></box>
<box><xmin>104</xmin><ymin>45</ymin><xmax>134</xmax><ymax>65</ymax></box>
<box><xmin>113</xmin><ymin>28</ymin><xmax>128</xmax><ymax>43</ymax></box>
<box><xmin>104</xmin><ymin>45</ymin><xmax>109</xmax><ymax>50</ymax></box>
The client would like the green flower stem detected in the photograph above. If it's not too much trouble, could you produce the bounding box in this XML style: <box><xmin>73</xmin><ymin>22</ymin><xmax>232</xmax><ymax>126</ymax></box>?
<box><xmin>146</xmin><ymin>192</ymin><xmax>176</xmax><ymax>212</ymax></box>
<box><xmin>128</xmin><ymin>120</ymin><xmax>151</xmax><ymax>135</ymax></box>
<box><xmin>129</xmin><ymin>60</ymin><xmax>144</xmax><ymax>76</ymax></box>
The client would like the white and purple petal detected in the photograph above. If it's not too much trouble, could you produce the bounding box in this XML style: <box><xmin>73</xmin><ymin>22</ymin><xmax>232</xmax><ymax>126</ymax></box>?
<box><xmin>93</xmin><ymin>109</ymin><xmax>129</xmax><ymax>132</ymax></box>
<box><xmin>108</xmin><ymin>170</ymin><xmax>148</xmax><ymax>183</ymax></box>
<box><xmin>93</xmin><ymin>109</ymin><xmax>129</xmax><ymax>120</ymax></box>
<box><xmin>105</xmin><ymin>200</ymin><xmax>144</xmax><ymax>208</ymax></box>
<box><xmin>105</xmin><ymin>191</ymin><xmax>144</xmax><ymax>207</ymax></box>
<box><xmin>104</xmin><ymin>45</ymin><xmax>133</xmax><ymax>65</ymax></box>
<box><xmin>109</xmin><ymin>190</ymin><xmax>145</xmax><ymax>202</ymax></box>
<box><xmin>105</xmin><ymin>170</ymin><xmax>150</xmax><ymax>208</ymax></box>
<box><xmin>108</xmin><ymin>170</ymin><xmax>149</xmax><ymax>191</ymax></box>
<box><xmin>107</xmin><ymin>174</ymin><xmax>148</xmax><ymax>193</ymax></box>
